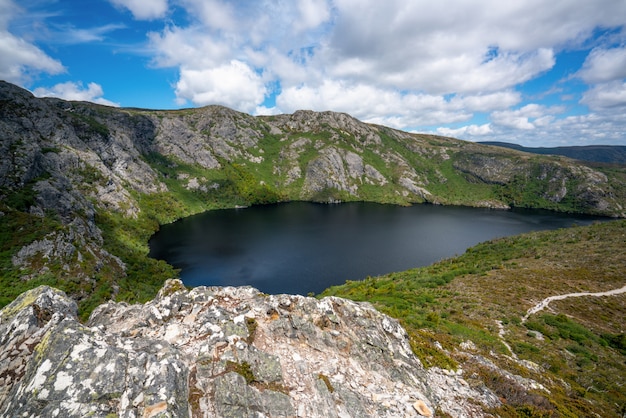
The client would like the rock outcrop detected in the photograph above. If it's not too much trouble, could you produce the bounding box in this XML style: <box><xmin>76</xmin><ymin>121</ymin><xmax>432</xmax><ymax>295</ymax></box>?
<box><xmin>0</xmin><ymin>280</ymin><xmax>500</xmax><ymax>417</ymax></box>
<box><xmin>1</xmin><ymin>79</ymin><xmax>625</xmax><ymax>305</ymax></box>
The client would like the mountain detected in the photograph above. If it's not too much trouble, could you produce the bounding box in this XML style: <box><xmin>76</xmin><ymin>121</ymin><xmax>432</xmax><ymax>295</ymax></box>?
<box><xmin>322</xmin><ymin>219</ymin><xmax>626</xmax><ymax>417</ymax></box>
<box><xmin>2</xmin><ymin>224</ymin><xmax>625</xmax><ymax>417</ymax></box>
<box><xmin>479</xmin><ymin>141</ymin><xmax>626</xmax><ymax>164</ymax></box>
<box><xmin>1</xmin><ymin>80</ymin><xmax>626</xmax><ymax>416</ymax></box>
<box><xmin>2</xmin><ymin>79</ymin><xmax>626</xmax><ymax>311</ymax></box>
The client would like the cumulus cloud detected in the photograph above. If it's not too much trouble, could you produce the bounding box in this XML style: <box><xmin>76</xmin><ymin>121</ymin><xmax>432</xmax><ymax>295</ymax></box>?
<box><xmin>145</xmin><ymin>0</ymin><xmax>626</xmax><ymax>131</ymax></box>
<box><xmin>148</xmin><ymin>0</ymin><xmax>335</xmax><ymax>110</ymax></box>
<box><xmin>277</xmin><ymin>80</ymin><xmax>472</xmax><ymax>128</ymax></box>
<box><xmin>148</xmin><ymin>26</ymin><xmax>230</xmax><ymax>69</ymax></box>
<box><xmin>437</xmin><ymin>124</ymin><xmax>493</xmax><ymax>137</ymax></box>
<box><xmin>156</xmin><ymin>0</ymin><xmax>599</xmax><ymax>129</ymax></box>
<box><xmin>33</xmin><ymin>82</ymin><xmax>119</xmax><ymax>106</ymax></box>
<box><xmin>580</xmin><ymin>81</ymin><xmax>626</xmax><ymax>110</ymax></box>
<box><xmin>490</xmin><ymin>112</ymin><xmax>626</xmax><ymax>147</ymax></box>
<box><xmin>0</xmin><ymin>31</ymin><xmax>65</xmax><ymax>83</ymax></box>
<box><xmin>295</xmin><ymin>0</ymin><xmax>331</xmax><ymax>32</ymax></box>
<box><xmin>108</xmin><ymin>0</ymin><xmax>169</xmax><ymax>20</ymax></box>
<box><xmin>175</xmin><ymin>61</ymin><xmax>266</xmax><ymax>112</ymax></box>
<box><xmin>491</xmin><ymin>104</ymin><xmax>564</xmax><ymax>130</ymax></box>
<box><xmin>450</xmin><ymin>91</ymin><xmax>522</xmax><ymax>112</ymax></box>
<box><xmin>0</xmin><ymin>0</ymin><xmax>64</xmax><ymax>83</ymax></box>
<box><xmin>578</xmin><ymin>46</ymin><xmax>626</xmax><ymax>83</ymax></box>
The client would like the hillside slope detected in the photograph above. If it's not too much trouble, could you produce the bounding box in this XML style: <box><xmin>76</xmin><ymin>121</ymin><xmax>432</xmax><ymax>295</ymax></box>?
<box><xmin>322</xmin><ymin>220</ymin><xmax>626</xmax><ymax>417</ymax></box>
<box><xmin>1</xmin><ymin>78</ymin><xmax>626</xmax><ymax>313</ymax></box>
<box><xmin>1</xmin><ymin>81</ymin><xmax>625</xmax><ymax>416</ymax></box>
<box><xmin>480</xmin><ymin>141</ymin><xmax>626</xmax><ymax>165</ymax></box>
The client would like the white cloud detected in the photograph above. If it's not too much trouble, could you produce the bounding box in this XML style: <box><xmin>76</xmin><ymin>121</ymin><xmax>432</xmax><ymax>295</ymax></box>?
<box><xmin>295</xmin><ymin>0</ymin><xmax>331</xmax><ymax>32</ymax></box>
<box><xmin>255</xmin><ymin>105</ymin><xmax>281</xmax><ymax>116</ymax></box>
<box><xmin>174</xmin><ymin>61</ymin><xmax>266</xmax><ymax>113</ymax></box>
<box><xmin>56</xmin><ymin>24</ymin><xmax>126</xmax><ymax>44</ymax></box>
<box><xmin>147</xmin><ymin>0</ymin><xmax>334</xmax><ymax>111</ymax></box>
<box><xmin>0</xmin><ymin>0</ymin><xmax>64</xmax><ymax>83</ymax></box>
<box><xmin>277</xmin><ymin>80</ymin><xmax>473</xmax><ymax>128</ymax></box>
<box><xmin>324</xmin><ymin>0</ymin><xmax>625</xmax><ymax>94</ymax></box>
<box><xmin>578</xmin><ymin>46</ymin><xmax>626</xmax><ymax>83</ymax></box>
<box><xmin>148</xmin><ymin>26</ymin><xmax>231</xmax><ymax>69</ymax></box>
<box><xmin>491</xmin><ymin>104</ymin><xmax>564</xmax><ymax>130</ymax></box>
<box><xmin>0</xmin><ymin>31</ymin><xmax>64</xmax><ymax>83</ymax></box>
<box><xmin>442</xmin><ymin>111</ymin><xmax>626</xmax><ymax>147</ymax></box>
<box><xmin>437</xmin><ymin>124</ymin><xmax>492</xmax><ymax>137</ymax></box>
<box><xmin>108</xmin><ymin>0</ymin><xmax>169</xmax><ymax>20</ymax></box>
<box><xmin>145</xmin><ymin>0</ymin><xmax>626</xmax><ymax>130</ymax></box>
<box><xmin>33</xmin><ymin>82</ymin><xmax>119</xmax><ymax>107</ymax></box>
<box><xmin>179</xmin><ymin>0</ymin><xmax>237</xmax><ymax>32</ymax></box>
<box><xmin>142</xmin><ymin>0</ymin><xmax>626</xmax><ymax>147</ymax></box>
<box><xmin>450</xmin><ymin>91</ymin><xmax>522</xmax><ymax>112</ymax></box>
<box><xmin>581</xmin><ymin>81</ymin><xmax>626</xmax><ymax>110</ymax></box>
<box><xmin>277</xmin><ymin>84</ymin><xmax>523</xmax><ymax>129</ymax></box>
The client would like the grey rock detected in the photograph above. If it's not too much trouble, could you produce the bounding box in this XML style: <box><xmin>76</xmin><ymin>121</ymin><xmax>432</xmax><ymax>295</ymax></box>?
<box><xmin>0</xmin><ymin>279</ymin><xmax>503</xmax><ymax>417</ymax></box>
<box><xmin>1</xmin><ymin>79</ymin><xmax>625</xmax><ymax>297</ymax></box>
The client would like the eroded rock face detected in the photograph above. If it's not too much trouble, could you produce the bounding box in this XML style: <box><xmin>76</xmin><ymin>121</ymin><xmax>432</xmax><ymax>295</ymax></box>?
<box><xmin>0</xmin><ymin>280</ymin><xmax>500</xmax><ymax>417</ymax></box>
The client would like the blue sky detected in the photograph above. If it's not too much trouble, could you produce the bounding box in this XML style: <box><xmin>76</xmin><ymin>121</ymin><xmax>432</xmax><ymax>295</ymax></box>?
<box><xmin>2</xmin><ymin>0</ymin><xmax>626</xmax><ymax>147</ymax></box>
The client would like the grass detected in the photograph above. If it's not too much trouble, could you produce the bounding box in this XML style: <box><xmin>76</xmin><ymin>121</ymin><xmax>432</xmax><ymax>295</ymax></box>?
<box><xmin>2</xmin><ymin>100</ymin><xmax>626</xmax><ymax>415</ymax></box>
<box><xmin>321</xmin><ymin>220</ymin><xmax>626</xmax><ymax>417</ymax></box>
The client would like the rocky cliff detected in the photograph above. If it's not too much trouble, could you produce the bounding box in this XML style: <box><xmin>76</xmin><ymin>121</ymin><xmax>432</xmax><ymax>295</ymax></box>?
<box><xmin>2</xmin><ymin>79</ymin><xmax>625</xmax><ymax>314</ymax></box>
<box><xmin>1</xmin><ymin>81</ymin><xmax>625</xmax><ymax>416</ymax></box>
<box><xmin>0</xmin><ymin>279</ymin><xmax>502</xmax><ymax>417</ymax></box>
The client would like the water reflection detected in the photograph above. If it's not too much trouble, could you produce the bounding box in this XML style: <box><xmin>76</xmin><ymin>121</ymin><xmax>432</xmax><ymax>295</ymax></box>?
<box><xmin>149</xmin><ymin>202</ymin><xmax>607</xmax><ymax>295</ymax></box>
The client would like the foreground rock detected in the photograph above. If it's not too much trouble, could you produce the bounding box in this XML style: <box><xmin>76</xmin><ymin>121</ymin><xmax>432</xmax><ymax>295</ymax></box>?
<box><xmin>0</xmin><ymin>280</ymin><xmax>499</xmax><ymax>417</ymax></box>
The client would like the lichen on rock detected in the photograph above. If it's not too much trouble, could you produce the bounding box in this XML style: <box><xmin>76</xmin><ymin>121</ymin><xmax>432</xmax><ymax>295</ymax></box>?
<box><xmin>0</xmin><ymin>279</ymin><xmax>502</xmax><ymax>417</ymax></box>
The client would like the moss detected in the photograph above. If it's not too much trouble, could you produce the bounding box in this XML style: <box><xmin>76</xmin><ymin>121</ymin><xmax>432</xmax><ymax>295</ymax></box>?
<box><xmin>406</xmin><ymin>329</ymin><xmax>458</xmax><ymax>370</ymax></box>
<box><xmin>160</xmin><ymin>280</ymin><xmax>187</xmax><ymax>297</ymax></box>
<box><xmin>33</xmin><ymin>328</ymin><xmax>54</xmax><ymax>362</ymax></box>
<box><xmin>226</xmin><ymin>361</ymin><xmax>256</xmax><ymax>384</ymax></box>
<box><xmin>0</xmin><ymin>287</ymin><xmax>42</xmax><ymax>319</ymax></box>
<box><xmin>317</xmin><ymin>374</ymin><xmax>334</xmax><ymax>393</ymax></box>
<box><xmin>253</xmin><ymin>381</ymin><xmax>290</xmax><ymax>395</ymax></box>
<box><xmin>245</xmin><ymin>317</ymin><xmax>258</xmax><ymax>345</ymax></box>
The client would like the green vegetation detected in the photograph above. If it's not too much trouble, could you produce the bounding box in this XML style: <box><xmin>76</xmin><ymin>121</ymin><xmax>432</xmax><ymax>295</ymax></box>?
<box><xmin>67</xmin><ymin>111</ymin><xmax>110</xmax><ymax>138</ymax></box>
<box><xmin>0</xmin><ymin>201</ymin><xmax>63</xmax><ymax>305</ymax></box>
<box><xmin>317</xmin><ymin>374</ymin><xmax>334</xmax><ymax>393</ymax></box>
<box><xmin>226</xmin><ymin>361</ymin><xmax>256</xmax><ymax>384</ymax></box>
<box><xmin>321</xmin><ymin>220</ymin><xmax>626</xmax><ymax>417</ymax></box>
<box><xmin>2</xmin><ymin>95</ymin><xmax>626</xmax><ymax>416</ymax></box>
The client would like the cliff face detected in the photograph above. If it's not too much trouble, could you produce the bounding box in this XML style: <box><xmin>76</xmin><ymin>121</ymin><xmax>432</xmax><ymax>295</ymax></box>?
<box><xmin>2</xmin><ymin>79</ymin><xmax>626</xmax><ymax>311</ymax></box>
<box><xmin>1</xmin><ymin>82</ymin><xmax>625</xmax><ymax>416</ymax></box>
<box><xmin>0</xmin><ymin>280</ymin><xmax>500</xmax><ymax>417</ymax></box>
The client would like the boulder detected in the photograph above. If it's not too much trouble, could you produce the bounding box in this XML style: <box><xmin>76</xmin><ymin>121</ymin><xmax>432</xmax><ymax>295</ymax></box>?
<box><xmin>0</xmin><ymin>279</ymin><xmax>500</xmax><ymax>417</ymax></box>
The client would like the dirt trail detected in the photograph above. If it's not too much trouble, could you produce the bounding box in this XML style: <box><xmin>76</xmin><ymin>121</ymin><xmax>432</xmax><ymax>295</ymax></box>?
<box><xmin>522</xmin><ymin>284</ymin><xmax>626</xmax><ymax>323</ymax></box>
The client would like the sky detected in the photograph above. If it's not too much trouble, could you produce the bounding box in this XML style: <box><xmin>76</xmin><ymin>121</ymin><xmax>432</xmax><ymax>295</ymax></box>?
<box><xmin>2</xmin><ymin>0</ymin><xmax>626</xmax><ymax>147</ymax></box>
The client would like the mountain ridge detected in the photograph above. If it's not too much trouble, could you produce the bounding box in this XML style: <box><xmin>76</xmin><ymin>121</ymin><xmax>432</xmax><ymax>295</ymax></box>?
<box><xmin>2</xmin><ymin>78</ymin><xmax>626</xmax><ymax>313</ymax></box>
<box><xmin>479</xmin><ymin>141</ymin><xmax>626</xmax><ymax>164</ymax></box>
<box><xmin>1</xmin><ymin>80</ymin><xmax>626</xmax><ymax>416</ymax></box>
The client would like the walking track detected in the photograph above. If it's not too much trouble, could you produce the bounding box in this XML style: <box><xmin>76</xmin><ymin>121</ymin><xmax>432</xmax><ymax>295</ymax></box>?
<box><xmin>522</xmin><ymin>284</ymin><xmax>626</xmax><ymax>323</ymax></box>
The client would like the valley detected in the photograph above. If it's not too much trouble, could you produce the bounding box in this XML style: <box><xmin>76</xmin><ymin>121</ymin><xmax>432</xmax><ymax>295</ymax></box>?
<box><xmin>1</xmin><ymin>80</ymin><xmax>625</xmax><ymax>416</ymax></box>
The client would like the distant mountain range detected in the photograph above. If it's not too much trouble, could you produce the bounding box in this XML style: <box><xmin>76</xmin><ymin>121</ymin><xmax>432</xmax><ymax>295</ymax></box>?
<box><xmin>479</xmin><ymin>141</ymin><xmax>626</xmax><ymax>165</ymax></box>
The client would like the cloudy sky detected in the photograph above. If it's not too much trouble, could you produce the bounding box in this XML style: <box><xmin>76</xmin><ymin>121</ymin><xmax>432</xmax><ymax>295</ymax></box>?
<box><xmin>2</xmin><ymin>0</ymin><xmax>626</xmax><ymax>146</ymax></box>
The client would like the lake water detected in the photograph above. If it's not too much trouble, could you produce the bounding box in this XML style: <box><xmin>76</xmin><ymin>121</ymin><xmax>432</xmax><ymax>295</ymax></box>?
<box><xmin>148</xmin><ymin>202</ymin><xmax>606</xmax><ymax>295</ymax></box>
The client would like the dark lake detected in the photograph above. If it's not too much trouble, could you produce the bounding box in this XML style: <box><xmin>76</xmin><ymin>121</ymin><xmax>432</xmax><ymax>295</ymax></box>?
<box><xmin>148</xmin><ymin>202</ymin><xmax>606</xmax><ymax>295</ymax></box>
